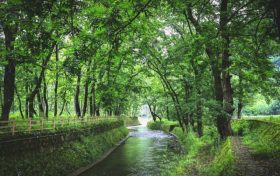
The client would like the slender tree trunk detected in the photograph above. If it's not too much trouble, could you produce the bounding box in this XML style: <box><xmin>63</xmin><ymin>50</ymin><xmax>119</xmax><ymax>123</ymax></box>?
<box><xmin>0</xmin><ymin>83</ymin><xmax>3</xmax><ymax>111</ymax></box>
<box><xmin>54</xmin><ymin>44</ymin><xmax>59</xmax><ymax>117</ymax></box>
<box><xmin>66</xmin><ymin>102</ymin><xmax>71</xmax><ymax>115</ymax></box>
<box><xmin>196</xmin><ymin>89</ymin><xmax>203</xmax><ymax>137</ymax></box>
<box><xmin>163</xmin><ymin>77</ymin><xmax>184</xmax><ymax>129</ymax></box>
<box><xmin>272</xmin><ymin>0</ymin><xmax>280</xmax><ymax>40</ymax></box>
<box><xmin>25</xmin><ymin>84</ymin><xmax>29</xmax><ymax>118</ymax></box>
<box><xmin>27</xmin><ymin>44</ymin><xmax>55</xmax><ymax>118</ymax></box>
<box><xmin>237</xmin><ymin>77</ymin><xmax>243</xmax><ymax>119</ymax></box>
<box><xmin>59</xmin><ymin>91</ymin><xmax>66</xmax><ymax>116</ymax></box>
<box><xmin>37</xmin><ymin>89</ymin><xmax>44</xmax><ymax>117</ymax></box>
<box><xmin>1</xmin><ymin>26</ymin><xmax>16</xmax><ymax>121</ymax></box>
<box><xmin>150</xmin><ymin>62</ymin><xmax>184</xmax><ymax>129</ymax></box>
<box><xmin>166</xmin><ymin>106</ymin><xmax>169</xmax><ymax>120</ymax></box>
<box><xmin>28</xmin><ymin>96</ymin><xmax>36</xmax><ymax>118</ymax></box>
<box><xmin>237</xmin><ymin>101</ymin><xmax>243</xmax><ymax>119</ymax></box>
<box><xmin>89</xmin><ymin>81</ymin><xmax>96</xmax><ymax>116</ymax></box>
<box><xmin>75</xmin><ymin>70</ymin><xmax>81</xmax><ymax>117</ymax></box>
<box><xmin>15</xmin><ymin>86</ymin><xmax>24</xmax><ymax>119</ymax></box>
<box><xmin>82</xmin><ymin>79</ymin><xmax>89</xmax><ymax>117</ymax></box>
<box><xmin>189</xmin><ymin>113</ymin><xmax>195</xmax><ymax>131</ymax></box>
<box><xmin>89</xmin><ymin>94</ymin><xmax>93</xmax><ymax>116</ymax></box>
<box><xmin>148</xmin><ymin>104</ymin><xmax>156</xmax><ymax>122</ymax></box>
<box><xmin>191</xmin><ymin>58</ymin><xmax>203</xmax><ymax>136</ymax></box>
<box><xmin>183</xmin><ymin>81</ymin><xmax>191</xmax><ymax>128</ymax></box>
<box><xmin>43</xmin><ymin>75</ymin><xmax>48</xmax><ymax>119</ymax></box>
<box><xmin>96</xmin><ymin>103</ymin><xmax>100</xmax><ymax>116</ymax></box>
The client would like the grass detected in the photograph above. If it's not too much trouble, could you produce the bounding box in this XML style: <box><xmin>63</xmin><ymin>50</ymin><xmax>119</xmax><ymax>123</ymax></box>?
<box><xmin>0</xmin><ymin>116</ymin><xmax>119</xmax><ymax>139</ymax></box>
<box><xmin>0</xmin><ymin>123</ymin><xmax>128</xmax><ymax>176</ymax></box>
<box><xmin>147</xmin><ymin>119</ymin><xmax>178</xmax><ymax>132</ymax></box>
<box><xmin>148</xmin><ymin>120</ymin><xmax>236</xmax><ymax>176</ymax></box>
<box><xmin>121</xmin><ymin>116</ymin><xmax>141</xmax><ymax>126</ymax></box>
<box><xmin>242</xmin><ymin>115</ymin><xmax>280</xmax><ymax>123</ymax></box>
<box><xmin>232</xmin><ymin>119</ymin><xmax>280</xmax><ymax>158</ymax></box>
<box><xmin>202</xmin><ymin>138</ymin><xmax>235</xmax><ymax>176</ymax></box>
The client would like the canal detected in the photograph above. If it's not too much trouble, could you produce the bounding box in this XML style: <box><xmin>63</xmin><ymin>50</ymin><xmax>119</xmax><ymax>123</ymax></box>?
<box><xmin>80</xmin><ymin>125</ymin><xmax>177</xmax><ymax>176</ymax></box>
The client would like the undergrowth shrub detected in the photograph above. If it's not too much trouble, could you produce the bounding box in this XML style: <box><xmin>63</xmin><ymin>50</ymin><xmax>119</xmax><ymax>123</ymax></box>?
<box><xmin>147</xmin><ymin>120</ymin><xmax>178</xmax><ymax>132</ymax></box>
<box><xmin>0</xmin><ymin>125</ymin><xmax>128</xmax><ymax>176</ymax></box>
<box><xmin>232</xmin><ymin>119</ymin><xmax>280</xmax><ymax>157</ymax></box>
<box><xmin>202</xmin><ymin>138</ymin><xmax>235</xmax><ymax>176</ymax></box>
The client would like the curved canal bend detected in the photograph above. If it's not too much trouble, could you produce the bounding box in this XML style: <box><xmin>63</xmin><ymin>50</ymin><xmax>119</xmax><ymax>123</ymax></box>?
<box><xmin>80</xmin><ymin>126</ymin><xmax>178</xmax><ymax>176</ymax></box>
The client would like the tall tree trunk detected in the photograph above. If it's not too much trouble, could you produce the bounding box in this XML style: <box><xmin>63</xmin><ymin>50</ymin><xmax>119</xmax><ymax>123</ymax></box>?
<box><xmin>237</xmin><ymin>101</ymin><xmax>243</xmax><ymax>119</ymax></box>
<box><xmin>196</xmin><ymin>89</ymin><xmax>203</xmax><ymax>137</ymax></box>
<box><xmin>186</xmin><ymin>2</ymin><xmax>231</xmax><ymax>139</ymax></box>
<box><xmin>0</xmin><ymin>82</ymin><xmax>3</xmax><ymax>111</ymax></box>
<box><xmin>75</xmin><ymin>70</ymin><xmax>81</xmax><ymax>117</ymax></box>
<box><xmin>15</xmin><ymin>85</ymin><xmax>24</xmax><ymax>119</ymax></box>
<box><xmin>43</xmin><ymin>75</ymin><xmax>48</xmax><ymax>119</ymax></box>
<box><xmin>148</xmin><ymin>104</ymin><xmax>156</xmax><ymax>122</ymax></box>
<box><xmin>96</xmin><ymin>103</ymin><xmax>100</xmax><ymax>116</ymax></box>
<box><xmin>82</xmin><ymin>78</ymin><xmax>89</xmax><ymax>117</ymax></box>
<box><xmin>89</xmin><ymin>93</ymin><xmax>93</xmax><ymax>116</ymax></box>
<box><xmin>54</xmin><ymin>44</ymin><xmax>59</xmax><ymax>117</ymax></box>
<box><xmin>37</xmin><ymin>89</ymin><xmax>44</xmax><ymax>117</ymax></box>
<box><xmin>272</xmin><ymin>0</ymin><xmax>280</xmax><ymax>40</ymax></box>
<box><xmin>220</xmin><ymin>0</ymin><xmax>233</xmax><ymax>138</ymax></box>
<box><xmin>89</xmin><ymin>81</ymin><xmax>96</xmax><ymax>116</ymax></box>
<box><xmin>166</xmin><ymin>106</ymin><xmax>169</xmax><ymax>120</ymax></box>
<box><xmin>1</xmin><ymin>26</ymin><xmax>16</xmax><ymax>121</ymax></box>
<box><xmin>237</xmin><ymin>76</ymin><xmax>243</xmax><ymax>119</ymax></box>
<box><xmin>191</xmin><ymin>58</ymin><xmax>203</xmax><ymax>136</ymax></box>
<box><xmin>27</xmin><ymin>44</ymin><xmax>55</xmax><ymax>118</ymax></box>
<box><xmin>183</xmin><ymin>81</ymin><xmax>191</xmax><ymax>128</ymax></box>
<box><xmin>207</xmin><ymin>48</ymin><xmax>230</xmax><ymax>139</ymax></box>
<box><xmin>189</xmin><ymin>113</ymin><xmax>195</xmax><ymax>131</ymax></box>
<box><xmin>65</xmin><ymin>102</ymin><xmax>71</xmax><ymax>115</ymax></box>
<box><xmin>150</xmin><ymin>62</ymin><xmax>184</xmax><ymax>129</ymax></box>
<box><xmin>222</xmin><ymin>41</ymin><xmax>234</xmax><ymax>116</ymax></box>
<box><xmin>59</xmin><ymin>91</ymin><xmax>66</xmax><ymax>116</ymax></box>
<box><xmin>25</xmin><ymin>84</ymin><xmax>29</xmax><ymax>118</ymax></box>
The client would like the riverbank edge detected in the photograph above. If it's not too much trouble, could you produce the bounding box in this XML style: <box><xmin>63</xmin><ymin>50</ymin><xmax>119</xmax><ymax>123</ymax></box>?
<box><xmin>147</xmin><ymin>121</ymin><xmax>236</xmax><ymax>176</ymax></box>
<box><xmin>0</xmin><ymin>120</ymin><xmax>129</xmax><ymax>176</ymax></box>
<box><xmin>69</xmin><ymin>134</ymin><xmax>130</xmax><ymax>176</ymax></box>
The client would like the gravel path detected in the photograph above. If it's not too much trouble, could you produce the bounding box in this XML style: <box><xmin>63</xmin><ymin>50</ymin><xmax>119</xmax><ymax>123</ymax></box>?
<box><xmin>231</xmin><ymin>137</ymin><xmax>279</xmax><ymax>176</ymax></box>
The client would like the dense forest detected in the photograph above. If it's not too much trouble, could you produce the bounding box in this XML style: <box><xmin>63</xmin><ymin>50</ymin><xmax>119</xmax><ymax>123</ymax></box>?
<box><xmin>1</xmin><ymin>0</ymin><xmax>280</xmax><ymax>176</ymax></box>
<box><xmin>1</xmin><ymin>0</ymin><xmax>279</xmax><ymax>138</ymax></box>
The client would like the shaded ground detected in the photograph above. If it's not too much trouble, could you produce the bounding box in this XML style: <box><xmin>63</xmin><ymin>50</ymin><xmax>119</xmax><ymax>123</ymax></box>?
<box><xmin>231</xmin><ymin>137</ymin><xmax>279</xmax><ymax>176</ymax></box>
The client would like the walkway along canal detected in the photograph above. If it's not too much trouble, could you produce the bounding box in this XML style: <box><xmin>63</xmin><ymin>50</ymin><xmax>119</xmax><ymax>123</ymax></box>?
<box><xmin>80</xmin><ymin>125</ymin><xmax>178</xmax><ymax>176</ymax></box>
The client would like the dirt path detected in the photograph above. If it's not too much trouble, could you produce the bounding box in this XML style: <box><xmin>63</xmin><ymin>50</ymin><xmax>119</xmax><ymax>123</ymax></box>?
<box><xmin>231</xmin><ymin>137</ymin><xmax>279</xmax><ymax>176</ymax></box>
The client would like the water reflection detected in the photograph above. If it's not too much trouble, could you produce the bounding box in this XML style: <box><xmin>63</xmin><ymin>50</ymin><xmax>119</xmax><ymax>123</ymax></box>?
<box><xmin>80</xmin><ymin>126</ymin><xmax>176</xmax><ymax>176</ymax></box>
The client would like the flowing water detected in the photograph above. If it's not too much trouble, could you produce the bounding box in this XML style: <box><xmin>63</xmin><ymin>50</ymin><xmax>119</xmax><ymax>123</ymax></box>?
<box><xmin>80</xmin><ymin>125</ymin><xmax>177</xmax><ymax>176</ymax></box>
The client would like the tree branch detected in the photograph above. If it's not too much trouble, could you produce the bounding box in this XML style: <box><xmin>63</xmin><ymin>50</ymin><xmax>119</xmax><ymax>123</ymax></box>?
<box><xmin>113</xmin><ymin>0</ymin><xmax>152</xmax><ymax>36</ymax></box>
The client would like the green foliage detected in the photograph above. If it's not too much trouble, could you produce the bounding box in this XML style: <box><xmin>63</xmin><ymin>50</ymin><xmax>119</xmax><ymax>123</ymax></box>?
<box><xmin>0</xmin><ymin>118</ymin><xmax>124</xmax><ymax>139</ymax></box>
<box><xmin>202</xmin><ymin>138</ymin><xmax>235</xmax><ymax>176</ymax></box>
<box><xmin>232</xmin><ymin>119</ymin><xmax>280</xmax><ymax>158</ymax></box>
<box><xmin>0</xmin><ymin>125</ymin><xmax>128</xmax><ymax>176</ymax></box>
<box><xmin>159</xmin><ymin>124</ymin><xmax>236</xmax><ymax>176</ymax></box>
<box><xmin>243</xmin><ymin>97</ymin><xmax>280</xmax><ymax>115</ymax></box>
<box><xmin>0</xmin><ymin>0</ymin><xmax>279</xmax><ymax>174</ymax></box>
<box><xmin>147</xmin><ymin>119</ymin><xmax>178</xmax><ymax>132</ymax></box>
<box><xmin>231</xmin><ymin>120</ymin><xmax>250</xmax><ymax>136</ymax></box>
<box><xmin>121</xmin><ymin>116</ymin><xmax>141</xmax><ymax>126</ymax></box>
<box><xmin>161</xmin><ymin>128</ymin><xmax>204</xmax><ymax>176</ymax></box>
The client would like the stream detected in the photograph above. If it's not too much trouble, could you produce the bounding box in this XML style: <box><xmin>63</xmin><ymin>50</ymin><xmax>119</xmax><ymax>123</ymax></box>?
<box><xmin>80</xmin><ymin>125</ymin><xmax>178</xmax><ymax>176</ymax></box>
